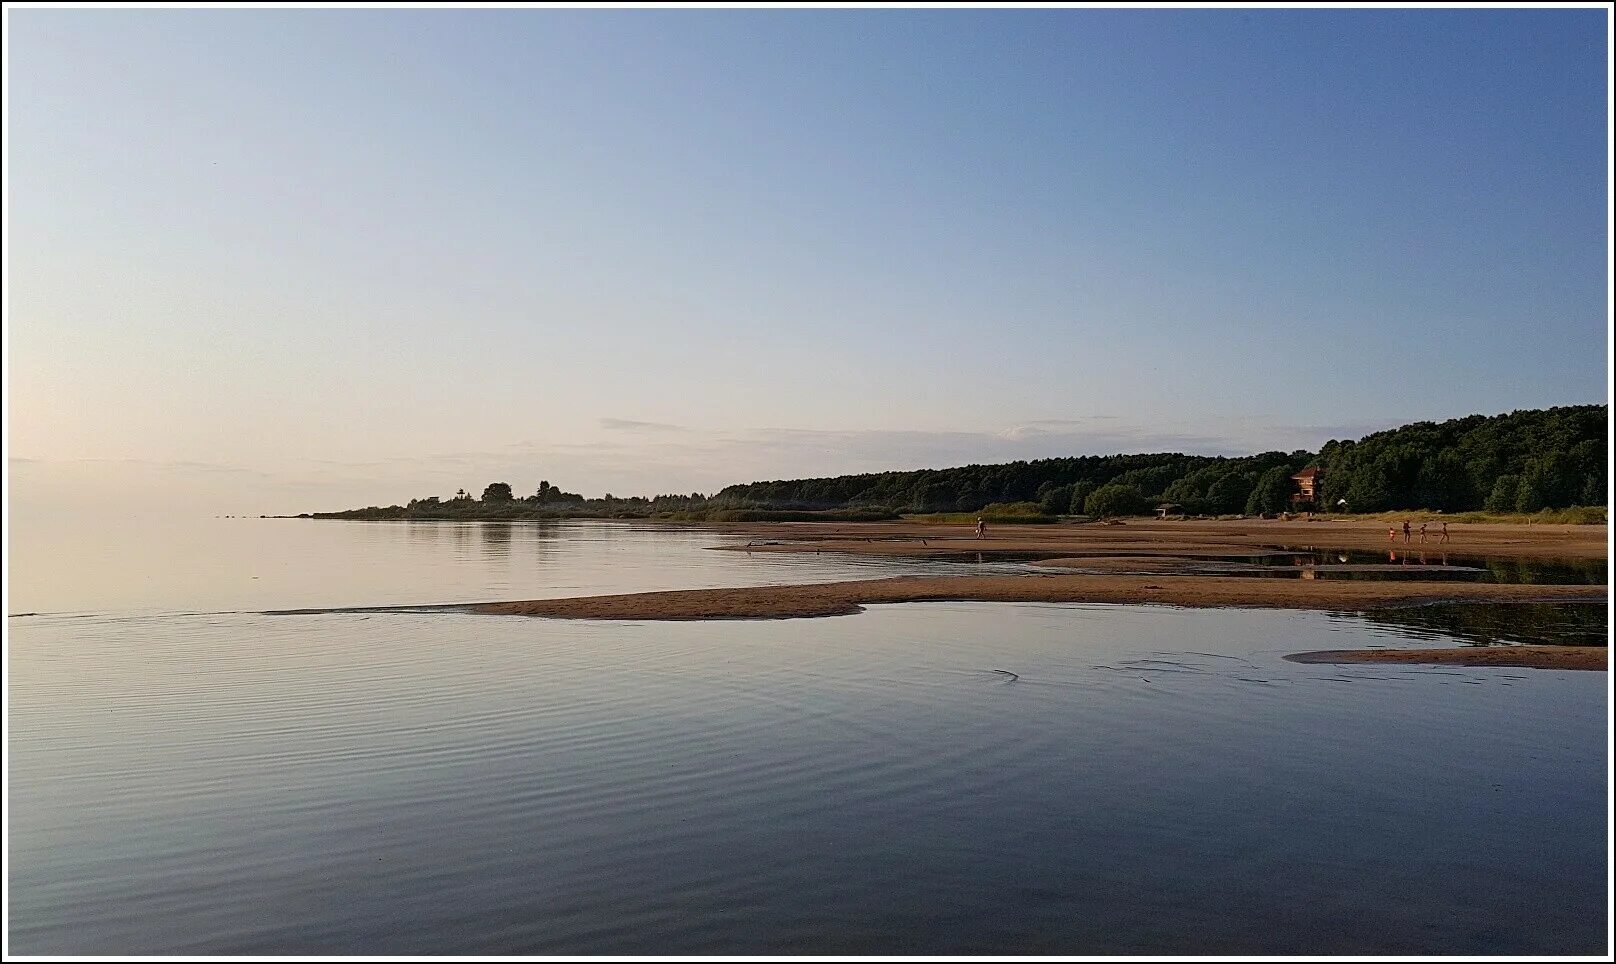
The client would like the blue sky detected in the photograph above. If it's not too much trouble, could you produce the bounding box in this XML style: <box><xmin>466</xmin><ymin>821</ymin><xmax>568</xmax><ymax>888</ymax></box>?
<box><xmin>7</xmin><ymin>8</ymin><xmax>1609</xmax><ymax>513</ymax></box>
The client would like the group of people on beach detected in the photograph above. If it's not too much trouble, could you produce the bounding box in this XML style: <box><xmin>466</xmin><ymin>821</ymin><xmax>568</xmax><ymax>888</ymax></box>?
<box><xmin>1389</xmin><ymin>520</ymin><xmax>1449</xmax><ymax>544</ymax></box>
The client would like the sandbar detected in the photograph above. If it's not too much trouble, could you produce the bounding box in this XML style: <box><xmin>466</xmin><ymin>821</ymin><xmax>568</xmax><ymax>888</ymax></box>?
<box><xmin>473</xmin><ymin>520</ymin><xmax>1607</xmax><ymax>671</ymax></box>
<box><xmin>472</xmin><ymin>572</ymin><xmax>1605</xmax><ymax>621</ymax></box>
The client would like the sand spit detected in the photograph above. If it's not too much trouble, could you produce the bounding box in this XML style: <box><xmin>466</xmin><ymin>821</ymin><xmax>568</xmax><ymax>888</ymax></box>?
<box><xmin>473</xmin><ymin>573</ymin><xmax>1605</xmax><ymax>622</ymax></box>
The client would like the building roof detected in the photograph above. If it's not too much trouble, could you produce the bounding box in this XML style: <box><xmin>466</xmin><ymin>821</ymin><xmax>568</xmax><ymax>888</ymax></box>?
<box><xmin>1291</xmin><ymin>467</ymin><xmax>1322</xmax><ymax>480</ymax></box>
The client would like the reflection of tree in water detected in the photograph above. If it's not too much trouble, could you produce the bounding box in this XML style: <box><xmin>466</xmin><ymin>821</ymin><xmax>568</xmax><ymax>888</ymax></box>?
<box><xmin>405</xmin><ymin>522</ymin><xmax>442</xmax><ymax>544</ymax></box>
<box><xmin>481</xmin><ymin>522</ymin><xmax>513</xmax><ymax>560</ymax></box>
<box><xmin>520</xmin><ymin>522</ymin><xmax>562</xmax><ymax>567</ymax></box>
<box><xmin>406</xmin><ymin>519</ymin><xmax>562</xmax><ymax>567</ymax></box>
<box><xmin>1358</xmin><ymin>603</ymin><xmax>1608</xmax><ymax>647</ymax></box>
<box><xmin>1479</xmin><ymin>557</ymin><xmax>1607</xmax><ymax>585</ymax></box>
<box><xmin>478</xmin><ymin>521</ymin><xmax>568</xmax><ymax>565</ymax></box>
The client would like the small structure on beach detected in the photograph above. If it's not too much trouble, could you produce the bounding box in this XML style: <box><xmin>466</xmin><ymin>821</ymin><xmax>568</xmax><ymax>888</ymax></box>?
<box><xmin>1155</xmin><ymin>503</ymin><xmax>1184</xmax><ymax>519</ymax></box>
<box><xmin>1290</xmin><ymin>467</ymin><xmax>1323</xmax><ymax>509</ymax></box>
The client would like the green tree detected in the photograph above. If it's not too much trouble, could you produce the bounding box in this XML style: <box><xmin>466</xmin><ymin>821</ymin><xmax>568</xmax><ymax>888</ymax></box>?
<box><xmin>1067</xmin><ymin>481</ymin><xmax>1097</xmax><ymax>515</ymax></box>
<box><xmin>1159</xmin><ymin>476</ymin><xmax>1207</xmax><ymax>516</ymax></box>
<box><xmin>1414</xmin><ymin>451</ymin><xmax>1471</xmax><ymax>512</ymax></box>
<box><xmin>1085</xmin><ymin>484</ymin><xmax>1149</xmax><ymax>519</ymax></box>
<box><xmin>1532</xmin><ymin>452</ymin><xmax>1574</xmax><ymax>508</ymax></box>
<box><xmin>1514</xmin><ymin>463</ymin><xmax>1548</xmax><ymax>513</ymax></box>
<box><xmin>1344</xmin><ymin>463</ymin><xmax>1392</xmax><ymax>513</ymax></box>
<box><xmin>482</xmin><ymin>482</ymin><xmax>513</xmax><ymax>503</ymax></box>
<box><xmin>1485</xmin><ymin>475</ymin><xmax>1520</xmax><ymax>512</ymax></box>
<box><xmin>1039</xmin><ymin>484</ymin><xmax>1075</xmax><ymax>516</ymax></box>
<box><xmin>1245</xmin><ymin>465</ymin><xmax>1295</xmax><ymax>515</ymax></box>
<box><xmin>1204</xmin><ymin>471</ymin><xmax>1253</xmax><ymax>515</ymax></box>
<box><xmin>1580</xmin><ymin>471</ymin><xmax>1607</xmax><ymax>507</ymax></box>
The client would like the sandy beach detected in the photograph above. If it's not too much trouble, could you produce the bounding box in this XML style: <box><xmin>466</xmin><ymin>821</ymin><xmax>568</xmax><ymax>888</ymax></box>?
<box><xmin>473</xmin><ymin>571</ymin><xmax>1605</xmax><ymax>620</ymax></box>
<box><xmin>473</xmin><ymin>518</ymin><xmax>1609</xmax><ymax>669</ymax></box>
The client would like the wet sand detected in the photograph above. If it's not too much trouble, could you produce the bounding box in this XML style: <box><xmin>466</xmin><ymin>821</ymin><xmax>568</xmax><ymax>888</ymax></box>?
<box><xmin>474</xmin><ymin>519</ymin><xmax>1607</xmax><ymax>671</ymax></box>
<box><xmin>473</xmin><ymin>573</ymin><xmax>1605</xmax><ymax>621</ymax></box>
<box><xmin>1286</xmin><ymin>646</ymin><xmax>1607</xmax><ymax>671</ymax></box>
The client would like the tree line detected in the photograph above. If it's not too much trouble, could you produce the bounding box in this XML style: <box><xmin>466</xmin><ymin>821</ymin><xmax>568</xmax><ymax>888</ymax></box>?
<box><xmin>308</xmin><ymin>404</ymin><xmax>1606</xmax><ymax>521</ymax></box>
<box><xmin>1313</xmin><ymin>405</ymin><xmax>1605</xmax><ymax>513</ymax></box>
<box><xmin>308</xmin><ymin>482</ymin><xmax>714</xmax><ymax>521</ymax></box>
<box><xmin>710</xmin><ymin>405</ymin><xmax>1605</xmax><ymax>516</ymax></box>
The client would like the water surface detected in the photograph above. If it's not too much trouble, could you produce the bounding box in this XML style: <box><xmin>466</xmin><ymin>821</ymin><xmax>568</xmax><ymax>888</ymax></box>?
<box><xmin>7</xmin><ymin>519</ymin><xmax>1608</xmax><ymax>954</ymax></box>
<box><xmin>7</xmin><ymin>517</ymin><xmax>947</xmax><ymax>617</ymax></box>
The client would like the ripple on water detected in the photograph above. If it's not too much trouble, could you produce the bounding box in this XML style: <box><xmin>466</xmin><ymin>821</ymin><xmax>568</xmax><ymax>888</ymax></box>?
<box><xmin>9</xmin><ymin>593</ymin><xmax>1607</xmax><ymax>954</ymax></box>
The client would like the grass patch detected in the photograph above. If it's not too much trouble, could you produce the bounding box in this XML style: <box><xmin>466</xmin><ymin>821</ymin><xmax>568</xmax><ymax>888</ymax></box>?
<box><xmin>689</xmin><ymin>508</ymin><xmax>900</xmax><ymax>523</ymax></box>
<box><xmin>903</xmin><ymin>502</ymin><xmax>1061</xmax><ymax>525</ymax></box>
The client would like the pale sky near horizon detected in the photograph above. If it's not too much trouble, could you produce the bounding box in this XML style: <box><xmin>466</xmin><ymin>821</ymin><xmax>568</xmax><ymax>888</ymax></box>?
<box><xmin>6</xmin><ymin>7</ymin><xmax>1611</xmax><ymax>516</ymax></box>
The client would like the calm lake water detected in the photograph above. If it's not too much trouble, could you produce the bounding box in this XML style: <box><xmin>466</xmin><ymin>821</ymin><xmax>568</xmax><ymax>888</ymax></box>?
<box><xmin>8</xmin><ymin>519</ymin><xmax>1609</xmax><ymax>954</ymax></box>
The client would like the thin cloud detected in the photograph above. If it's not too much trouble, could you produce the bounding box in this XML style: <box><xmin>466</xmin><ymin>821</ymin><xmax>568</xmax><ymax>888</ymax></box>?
<box><xmin>1271</xmin><ymin>420</ymin><xmax>1406</xmax><ymax>443</ymax></box>
<box><xmin>599</xmin><ymin>418</ymin><xmax>687</xmax><ymax>433</ymax></box>
<box><xmin>11</xmin><ymin>456</ymin><xmax>277</xmax><ymax>479</ymax></box>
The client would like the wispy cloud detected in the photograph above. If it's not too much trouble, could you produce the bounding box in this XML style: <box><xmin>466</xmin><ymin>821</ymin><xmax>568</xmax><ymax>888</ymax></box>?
<box><xmin>598</xmin><ymin>418</ymin><xmax>687</xmax><ymax>433</ymax></box>
<box><xmin>1272</xmin><ymin>419</ymin><xmax>1406</xmax><ymax>443</ymax></box>
<box><xmin>10</xmin><ymin>456</ymin><xmax>279</xmax><ymax>479</ymax></box>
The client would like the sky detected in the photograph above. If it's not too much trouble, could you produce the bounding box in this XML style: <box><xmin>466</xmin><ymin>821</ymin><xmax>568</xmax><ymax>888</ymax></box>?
<box><xmin>6</xmin><ymin>7</ymin><xmax>1610</xmax><ymax>516</ymax></box>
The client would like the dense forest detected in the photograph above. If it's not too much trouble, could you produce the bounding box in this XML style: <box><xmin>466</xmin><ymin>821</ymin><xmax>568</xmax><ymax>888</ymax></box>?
<box><xmin>710</xmin><ymin>405</ymin><xmax>1606</xmax><ymax>516</ymax></box>
<box><xmin>1313</xmin><ymin>405</ymin><xmax>1606</xmax><ymax>513</ymax></box>
<box><xmin>309</xmin><ymin>405</ymin><xmax>1607</xmax><ymax>521</ymax></box>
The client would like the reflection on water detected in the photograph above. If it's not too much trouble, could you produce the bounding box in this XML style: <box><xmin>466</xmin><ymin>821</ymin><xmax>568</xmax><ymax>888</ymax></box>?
<box><xmin>1352</xmin><ymin>602</ymin><xmax>1609</xmax><ymax>648</ymax></box>
<box><xmin>1473</xmin><ymin>556</ymin><xmax>1609</xmax><ymax>585</ymax></box>
<box><xmin>977</xmin><ymin>546</ymin><xmax>1607</xmax><ymax>584</ymax></box>
<box><xmin>6</xmin><ymin>518</ymin><xmax>955</xmax><ymax>617</ymax></box>
<box><xmin>7</xmin><ymin>521</ymin><xmax>1608</xmax><ymax>954</ymax></box>
<box><xmin>479</xmin><ymin>520</ymin><xmax>513</xmax><ymax>559</ymax></box>
<box><xmin>1270</xmin><ymin>548</ymin><xmax>1607</xmax><ymax>584</ymax></box>
<box><xmin>9</xmin><ymin>602</ymin><xmax>1605</xmax><ymax>954</ymax></box>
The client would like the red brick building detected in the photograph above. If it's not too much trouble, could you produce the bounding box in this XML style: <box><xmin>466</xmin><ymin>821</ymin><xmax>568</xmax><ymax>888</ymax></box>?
<box><xmin>1290</xmin><ymin>467</ymin><xmax>1322</xmax><ymax>509</ymax></box>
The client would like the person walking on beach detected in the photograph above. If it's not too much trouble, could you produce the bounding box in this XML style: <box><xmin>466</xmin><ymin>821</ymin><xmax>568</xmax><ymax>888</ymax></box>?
<box><xmin>1419</xmin><ymin>522</ymin><xmax>1428</xmax><ymax>543</ymax></box>
<box><xmin>1440</xmin><ymin>521</ymin><xmax>1450</xmax><ymax>544</ymax></box>
<box><xmin>1388</xmin><ymin>525</ymin><xmax>1397</xmax><ymax>542</ymax></box>
<box><xmin>1401</xmin><ymin>521</ymin><xmax>1411</xmax><ymax>543</ymax></box>
<box><xmin>975</xmin><ymin>517</ymin><xmax>986</xmax><ymax>540</ymax></box>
